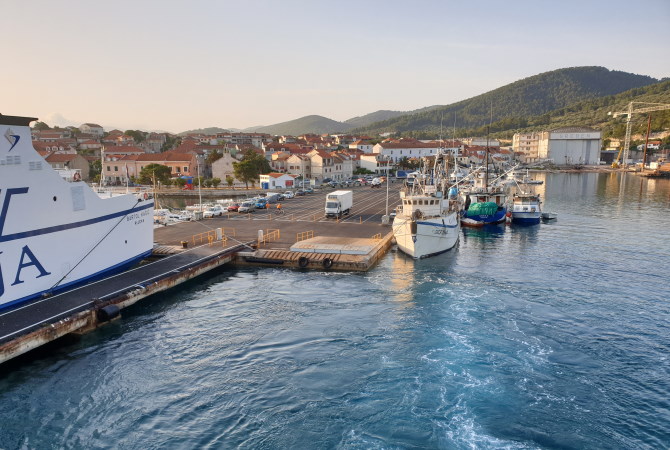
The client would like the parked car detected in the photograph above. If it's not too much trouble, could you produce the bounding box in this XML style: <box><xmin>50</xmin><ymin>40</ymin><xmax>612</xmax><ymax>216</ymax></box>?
<box><xmin>283</xmin><ymin>191</ymin><xmax>295</xmax><ymax>199</ymax></box>
<box><xmin>203</xmin><ymin>205</ymin><xmax>225</xmax><ymax>218</ymax></box>
<box><xmin>238</xmin><ymin>201</ymin><xmax>255</xmax><ymax>213</ymax></box>
<box><xmin>295</xmin><ymin>190</ymin><xmax>306</xmax><ymax>196</ymax></box>
<box><xmin>255</xmin><ymin>198</ymin><xmax>268</xmax><ymax>209</ymax></box>
<box><xmin>304</xmin><ymin>187</ymin><xmax>314</xmax><ymax>194</ymax></box>
<box><xmin>226</xmin><ymin>203</ymin><xmax>240</xmax><ymax>212</ymax></box>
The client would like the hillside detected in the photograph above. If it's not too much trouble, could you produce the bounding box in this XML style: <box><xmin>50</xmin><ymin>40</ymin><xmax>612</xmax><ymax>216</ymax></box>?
<box><xmin>351</xmin><ymin>66</ymin><xmax>659</xmax><ymax>136</ymax></box>
<box><xmin>178</xmin><ymin>126</ymin><xmax>231</xmax><ymax>136</ymax></box>
<box><xmin>487</xmin><ymin>79</ymin><xmax>670</xmax><ymax>141</ymax></box>
<box><xmin>245</xmin><ymin>115</ymin><xmax>354</xmax><ymax>135</ymax></box>
<box><xmin>344</xmin><ymin>110</ymin><xmax>408</xmax><ymax>128</ymax></box>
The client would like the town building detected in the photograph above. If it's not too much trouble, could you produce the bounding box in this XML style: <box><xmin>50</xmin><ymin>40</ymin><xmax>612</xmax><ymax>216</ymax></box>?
<box><xmin>101</xmin><ymin>152</ymin><xmax>197</xmax><ymax>185</ymax></box>
<box><xmin>211</xmin><ymin>151</ymin><xmax>243</xmax><ymax>186</ymax></box>
<box><xmin>44</xmin><ymin>153</ymin><xmax>91</xmax><ymax>180</ymax></box>
<box><xmin>360</xmin><ymin>154</ymin><xmax>393</xmax><ymax>175</ymax></box>
<box><xmin>79</xmin><ymin>123</ymin><xmax>105</xmax><ymax>137</ymax></box>
<box><xmin>513</xmin><ymin>127</ymin><xmax>602</xmax><ymax>165</ymax></box>
<box><xmin>259</xmin><ymin>173</ymin><xmax>298</xmax><ymax>189</ymax></box>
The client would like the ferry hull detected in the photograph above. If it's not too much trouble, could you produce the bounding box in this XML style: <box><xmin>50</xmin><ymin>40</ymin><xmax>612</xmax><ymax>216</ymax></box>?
<box><xmin>392</xmin><ymin>213</ymin><xmax>460</xmax><ymax>259</ymax></box>
<box><xmin>1</xmin><ymin>118</ymin><xmax>154</xmax><ymax>310</ymax></box>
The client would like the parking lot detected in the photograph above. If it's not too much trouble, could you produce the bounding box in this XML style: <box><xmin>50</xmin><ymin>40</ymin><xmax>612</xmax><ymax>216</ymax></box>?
<box><xmin>211</xmin><ymin>182</ymin><xmax>403</xmax><ymax>224</ymax></box>
<box><xmin>154</xmin><ymin>182</ymin><xmax>404</xmax><ymax>248</ymax></box>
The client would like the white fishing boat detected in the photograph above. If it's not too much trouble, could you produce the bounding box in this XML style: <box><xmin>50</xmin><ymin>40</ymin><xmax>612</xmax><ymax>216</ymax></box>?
<box><xmin>0</xmin><ymin>114</ymin><xmax>154</xmax><ymax>310</ymax></box>
<box><xmin>510</xmin><ymin>192</ymin><xmax>542</xmax><ymax>225</ymax></box>
<box><xmin>392</xmin><ymin>152</ymin><xmax>461</xmax><ymax>259</ymax></box>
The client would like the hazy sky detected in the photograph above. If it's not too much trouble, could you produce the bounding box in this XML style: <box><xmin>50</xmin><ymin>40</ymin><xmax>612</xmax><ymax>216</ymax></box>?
<box><xmin>3</xmin><ymin>0</ymin><xmax>669</xmax><ymax>133</ymax></box>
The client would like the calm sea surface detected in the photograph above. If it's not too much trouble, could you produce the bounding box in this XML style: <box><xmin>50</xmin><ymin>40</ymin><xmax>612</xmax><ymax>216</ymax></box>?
<box><xmin>1</xmin><ymin>173</ymin><xmax>669</xmax><ymax>449</ymax></box>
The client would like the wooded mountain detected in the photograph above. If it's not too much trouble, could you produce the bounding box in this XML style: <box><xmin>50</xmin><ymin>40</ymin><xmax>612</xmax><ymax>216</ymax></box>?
<box><xmin>344</xmin><ymin>110</ymin><xmax>409</xmax><ymax>128</ymax></box>
<box><xmin>351</xmin><ymin>67</ymin><xmax>659</xmax><ymax>136</ymax></box>
<box><xmin>244</xmin><ymin>115</ymin><xmax>354</xmax><ymax>136</ymax></box>
<box><xmin>178</xmin><ymin>126</ymin><xmax>231</xmax><ymax>136</ymax></box>
<box><xmin>487</xmin><ymin>79</ymin><xmax>670</xmax><ymax>141</ymax></box>
<box><xmin>180</xmin><ymin>67</ymin><xmax>661</xmax><ymax>137</ymax></box>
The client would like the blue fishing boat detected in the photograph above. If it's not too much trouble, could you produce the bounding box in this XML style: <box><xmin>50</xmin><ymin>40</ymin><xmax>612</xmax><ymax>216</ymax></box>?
<box><xmin>510</xmin><ymin>192</ymin><xmax>542</xmax><ymax>224</ymax></box>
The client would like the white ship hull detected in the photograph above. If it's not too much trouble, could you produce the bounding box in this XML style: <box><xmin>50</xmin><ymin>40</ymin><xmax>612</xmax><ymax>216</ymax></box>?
<box><xmin>1</xmin><ymin>116</ymin><xmax>154</xmax><ymax>309</ymax></box>
<box><xmin>392</xmin><ymin>211</ymin><xmax>460</xmax><ymax>259</ymax></box>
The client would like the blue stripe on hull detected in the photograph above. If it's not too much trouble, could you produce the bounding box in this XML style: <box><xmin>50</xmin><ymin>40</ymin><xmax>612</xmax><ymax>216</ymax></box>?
<box><xmin>0</xmin><ymin>201</ymin><xmax>153</xmax><ymax>243</ymax></box>
<box><xmin>512</xmin><ymin>216</ymin><xmax>541</xmax><ymax>225</ymax></box>
<box><xmin>0</xmin><ymin>249</ymin><xmax>153</xmax><ymax>311</ymax></box>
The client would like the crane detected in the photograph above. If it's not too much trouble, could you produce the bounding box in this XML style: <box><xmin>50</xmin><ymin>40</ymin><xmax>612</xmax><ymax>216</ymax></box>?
<box><xmin>609</xmin><ymin>101</ymin><xmax>670</xmax><ymax>168</ymax></box>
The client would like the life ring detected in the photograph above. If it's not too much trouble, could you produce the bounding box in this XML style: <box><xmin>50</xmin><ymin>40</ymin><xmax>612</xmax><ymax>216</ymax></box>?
<box><xmin>73</xmin><ymin>172</ymin><xmax>81</xmax><ymax>181</ymax></box>
<box><xmin>322</xmin><ymin>258</ymin><xmax>333</xmax><ymax>269</ymax></box>
<box><xmin>298</xmin><ymin>256</ymin><xmax>309</xmax><ymax>268</ymax></box>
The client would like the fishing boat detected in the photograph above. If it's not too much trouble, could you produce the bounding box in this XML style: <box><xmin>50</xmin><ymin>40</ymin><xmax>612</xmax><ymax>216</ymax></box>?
<box><xmin>392</xmin><ymin>152</ymin><xmax>461</xmax><ymax>259</ymax></box>
<box><xmin>517</xmin><ymin>169</ymin><xmax>543</xmax><ymax>185</ymax></box>
<box><xmin>460</xmin><ymin>156</ymin><xmax>508</xmax><ymax>227</ymax></box>
<box><xmin>0</xmin><ymin>114</ymin><xmax>154</xmax><ymax>310</ymax></box>
<box><xmin>510</xmin><ymin>192</ymin><xmax>542</xmax><ymax>224</ymax></box>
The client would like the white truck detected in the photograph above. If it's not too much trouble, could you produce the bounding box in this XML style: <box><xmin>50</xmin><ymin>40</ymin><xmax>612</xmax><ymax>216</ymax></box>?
<box><xmin>325</xmin><ymin>190</ymin><xmax>353</xmax><ymax>218</ymax></box>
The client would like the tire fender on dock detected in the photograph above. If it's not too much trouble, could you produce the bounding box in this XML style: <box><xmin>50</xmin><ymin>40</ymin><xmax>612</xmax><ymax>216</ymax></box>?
<box><xmin>322</xmin><ymin>258</ymin><xmax>333</xmax><ymax>269</ymax></box>
<box><xmin>97</xmin><ymin>304</ymin><xmax>121</xmax><ymax>323</ymax></box>
<box><xmin>298</xmin><ymin>256</ymin><xmax>309</xmax><ymax>268</ymax></box>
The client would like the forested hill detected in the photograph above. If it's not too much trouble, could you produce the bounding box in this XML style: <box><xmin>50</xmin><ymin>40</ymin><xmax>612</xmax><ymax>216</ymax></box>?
<box><xmin>246</xmin><ymin>115</ymin><xmax>354</xmax><ymax>135</ymax></box>
<box><xmin>351</xmin><ymin>67</ymin><xmax>659</xmax><ymax>135</ymax></box>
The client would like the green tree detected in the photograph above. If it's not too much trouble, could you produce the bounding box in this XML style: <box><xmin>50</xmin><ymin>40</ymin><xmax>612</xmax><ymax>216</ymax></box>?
<box><xmin>138</xmin><ymin>163</ymin><xmax>172</xmax><ymax>185</ymax></box>
<box><xmin>33</xmin><ymin>121</ymin><xmax>51</xmax><ymax>131</ymax></box>
<box><xmin>125</xmin><ymin>130</ymin><xmax>146</xmax><ymax>143</ymax></box>
<box><xmin>232</xmin><ymin>150</ymin><xmax>271</xmax><ymax>188</ymax></box>
<box><xmin>211</xmin><ymin>177</ymin><xmax>221</xmax><ymax>188</ymax></box>
<box><xmin>233</xmin><ymin>159</ymin><xmax>258</xmax><ymax>189</ymax></box>
<box><xmin>89</xmin><ymin>159</ymin><xmax>102</xmax><ymax>183</ymax></box>
<box><xmin>206</xmin><ymin>149</ymin><xmax>223</xmax><ymax>165</ymax></box>
<box><xmin>161</xmin><ymin>135</ymin><xmax>181</xmax><ymax>152</ymax></box>
<box><xmin>173</xmin><ymin>178</ymin><xmax>187</xmax><ymax>188</ymax></box>
<box><xmin>226</xmin><ymin>175</ymin><xmax>234</xmax><ymax>187</ymax></box>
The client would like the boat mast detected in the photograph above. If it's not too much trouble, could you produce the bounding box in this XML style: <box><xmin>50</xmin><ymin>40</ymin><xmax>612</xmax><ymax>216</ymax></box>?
<box><xmin>485</xmin><ymin>105</ymin><xmax>492</xmax><ymax>191</ymax></box>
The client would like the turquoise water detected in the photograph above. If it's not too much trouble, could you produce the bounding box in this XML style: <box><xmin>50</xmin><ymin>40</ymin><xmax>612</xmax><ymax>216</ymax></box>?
<box><xmin>1</xmin><ymin>173</ymin><xmax>669</xmax><ymax>449</ymax></box>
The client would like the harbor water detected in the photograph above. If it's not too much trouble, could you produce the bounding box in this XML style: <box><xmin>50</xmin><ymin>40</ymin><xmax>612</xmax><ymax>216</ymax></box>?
<box><xmin>1</xmin><ymin>172</ymin><xmax>669</xmax><ymax>449</ymax></box>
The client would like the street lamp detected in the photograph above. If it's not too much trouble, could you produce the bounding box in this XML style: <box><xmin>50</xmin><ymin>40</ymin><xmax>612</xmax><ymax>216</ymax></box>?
<box><xmin>385</xmin><ymin>156</ymin><xmax>390</xmax><ymax>217</ymax></box>
<box><xmin>197</xmin><ymin>159</ymin><xmax>202</xmax><ymax>214</ymax></box>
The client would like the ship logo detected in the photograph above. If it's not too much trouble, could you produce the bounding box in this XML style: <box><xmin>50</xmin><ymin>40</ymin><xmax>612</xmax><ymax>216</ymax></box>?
<box><xmin>4</xmin><ymin>128</ymin><xmax>20</xmax><ymax>152</ymax></box>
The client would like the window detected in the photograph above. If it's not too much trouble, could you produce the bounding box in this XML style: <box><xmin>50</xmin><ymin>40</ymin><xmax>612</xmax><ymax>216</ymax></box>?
<box><xmin>107</xmin><ymin>166</ymin><xmax>111</xmax><ymax>171</ymax></box>
<box><xmin>114</xmin><ymin>166</ymin><xmax>118</xmax><ymax>172</ymax></box>
<box><xmin>184</xmin><ymin>166</ymin><xmax>188</xmax><ymax>172</ymax></box>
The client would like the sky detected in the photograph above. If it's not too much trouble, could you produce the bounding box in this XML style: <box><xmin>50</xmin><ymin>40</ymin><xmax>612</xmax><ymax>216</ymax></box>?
<box><xmin>3</xmin><ymin>0</ymin><xmax>669</xmax><ymax>133</ymax></box>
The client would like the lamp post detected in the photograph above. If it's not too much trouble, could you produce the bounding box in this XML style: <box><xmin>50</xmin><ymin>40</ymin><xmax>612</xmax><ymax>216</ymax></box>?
<box><xmin>197</xmin><ymin>159</ymin><xmax>202</xmax><ymax>214</ymax></box>
<box><xmin>385</xmin><ymin>156</ymin><xmax>390</xmax><ymax>217</ymax></box>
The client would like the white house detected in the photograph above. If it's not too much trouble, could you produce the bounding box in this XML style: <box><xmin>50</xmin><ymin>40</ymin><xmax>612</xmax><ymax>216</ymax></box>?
<box><xmin>349</xmin><ymin>140</ymin><xmax>374</xmax><ymax>154</ymax></box>
<box><xmin>373</xmin><ymin>139</ymin><xmax>452</xmax><ymax>162</ymax></box>
<box><xmin>360</xmin><ymin>154</ymin><xmax>393</xmax><ymax>175</ymax></box>
<box><xmin>79</xmin><ymin>123</ymin><xmax>105</xmax><ymax>137</ymax></box>
<box><xmin>260</xmin><ymin>173</ymin><xmax>298</xmax><ymax>189</ymax></box>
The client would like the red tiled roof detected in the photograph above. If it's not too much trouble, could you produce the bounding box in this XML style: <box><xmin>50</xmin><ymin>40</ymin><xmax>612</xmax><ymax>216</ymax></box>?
<box><xmin>45</xmin><ymin>153</ymin><xmax>80</xmax><ymax>162</ymax></box>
